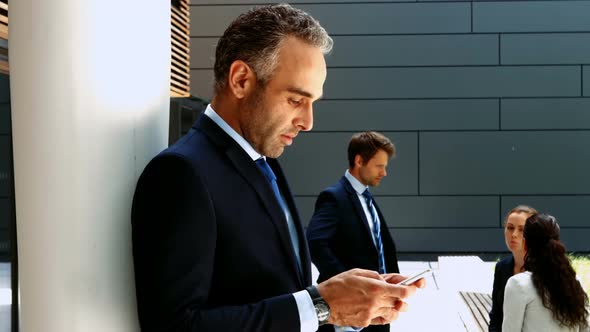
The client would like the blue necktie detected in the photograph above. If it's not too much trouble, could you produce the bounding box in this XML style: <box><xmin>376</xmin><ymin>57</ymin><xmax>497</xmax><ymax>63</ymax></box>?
<box><xmin>255</xmin><ymin>158</ymin><xmax>302</xmax><ymax>273</ymax></box>
<box><xmin>362</xmin><ymin>189</ymin><xmax>387</xmax><ymax>274</ymax></box>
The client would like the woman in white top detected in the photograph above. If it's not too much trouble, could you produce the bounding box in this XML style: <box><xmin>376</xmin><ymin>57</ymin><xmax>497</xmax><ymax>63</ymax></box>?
<box><xmin>502</xmin><ymin>214</ymin><xmax>589</xmax><ymax>332</ymax></box>
<box><xmin>489</xmin><ymin>205</ymin><xmax>538</xmax><ymax>332</ymax></box>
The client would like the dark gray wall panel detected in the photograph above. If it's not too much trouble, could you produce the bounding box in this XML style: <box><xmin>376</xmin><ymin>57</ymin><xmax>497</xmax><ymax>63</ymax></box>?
<box><xmin>0</xmin><ymin>75</ymin><xmax>8</xmax><ymax>103</ymax></box>
<box><xmin>190</xmin><ymin>6</ymin><xmax>245</xmax><ymax>36</ymax></box>
<box><xmin>192</xmin><ymin>67</ymin><xmax>582</xmax><ymax>100</ymax></box>
<box><xmin>391</xmin><ymin>228</ymin><xmax>507</xmax><ymax>252</ymax></box>
<box><xmin>0</xmin><ymin>137</ymin><xmax>9</xmax><ymax>197</ymax></box>
<box><xmin>379</xmin><ymin>196</ymin><xmax>499</xmax><ymax>228</ymax></box>
<box><xmin>280</xmin><ymin>132</ymin><xmax>418</xmax><ymax>196</ymax></box>
<box><xmin>190</xmin><ymin>69</ymin><xmax>214</xmax><ymax>100</ymax></box>
<box><xmin>391</xmin><ymin>228</ymin><xmax>590</xmax><ymax>252</ymax></box>
<box><xmin>502</xmin><ymin>196</ymin><xmax>590</xmax><ymax>228</ymax></box>
<box><xmin>585</xmin><ymin>66</ymin><xmax>589</xmax><ymax>97</ymax></box>
<box><xmin>328</xmin><ymin>35</ymin><xmax>498</xmax><ymax>67</ymax></box>
<box><xmin>190</xmin><ymin>38</ymin><xmax>217</xmax><ymax>69</ymax></box>
<box><xmin>561</xmin><ymin>229</ymin><xmax>590</xmax><ymax>252</ymax></box>
<box><xmin>295</xmin><ymin>197</ymin><xmax>317</xmax><ymax>227</ymax></box>
<box><xmin>325</xmin><ymin>67</ymin><xmax>580</xmax><ymax>99</ymax></box>
<box><xmin>420</xmin><ymin>131</ymin><xmax>590</xmax><ymax>195</ymax></box>
<box><xmin>191</xmin><ymin>66</ymin><xmax>590</xmax><ymax>99</ymax></box>
<box><xmin>190</xmin><ymin>3</ymin><xmax>471</xmax><ymax>37</ymax></box>
<box><xmin>191</xmin><ymin>35</ymin><xmax>499</xmax><ymax>69</ymax></box>
<box><xmin>502</xmin><ymin>33</ymin><xmax>590</xmax><ymax>65</ymax></box>
<box><xmin>297</xmin><ymin>196</ymin><xmax>499</xmax><ymax>228</ymax></box>
<box><xmin>0</xmin><ymin>104</ymin><xmax>9</xmax><ymax>134</ymax></box>
<box><xmin>304</xmin><ymin>3</ymin><xmax>472</xmax><ymax>35</ymax></box>
<box><xmin>313</xmin><ymin>99</ymin><xmax>499</xmax><ymax>131</ymax></box>
<box><xmin>189</xmin><ymin>2</ymin><xmax>590</xmax><ymax>253</ymax></box>
<box><xmin>502</xmin><ymin>98</ymin><xmax>590</xmax><ymax>130</ymax></box>
<box><xmin>474</xmin><ymin>2</ymin><xmax>590</xmax><ymax>33</ymax></box>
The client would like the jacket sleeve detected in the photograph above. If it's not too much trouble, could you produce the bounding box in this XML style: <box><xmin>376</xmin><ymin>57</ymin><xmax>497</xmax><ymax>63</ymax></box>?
<box><xmin>488</xmin><ymin>262</ymin><xmax>503</xmax><ymax>332</ymax></box>
<box><xmin>132</xmin><ymin>155</ymin><xmax>299</xmax><ymax>332</ymax></box>
<box><xmin>306</xmin><ymin>190</ymin><xmax>347</xmax><ymax>280</ymax></box>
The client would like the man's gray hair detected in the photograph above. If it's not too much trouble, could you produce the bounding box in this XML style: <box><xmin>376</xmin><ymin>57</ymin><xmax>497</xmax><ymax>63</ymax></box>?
<box><xmin>213</xmin><ymin>3</ymin><xmax>333</xmax><ymax>94</ymax></box>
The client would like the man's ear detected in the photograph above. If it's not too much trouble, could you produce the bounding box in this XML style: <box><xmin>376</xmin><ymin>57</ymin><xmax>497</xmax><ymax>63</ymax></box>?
<box><xmin>227</xmin><ymin>60</ymin><xmax>255</xmax><ymax>99</ymax></box>
<box><xmin>354</xmin><ymin>155</ymin><xmax>364</xmax><ymax>168</ymax></box>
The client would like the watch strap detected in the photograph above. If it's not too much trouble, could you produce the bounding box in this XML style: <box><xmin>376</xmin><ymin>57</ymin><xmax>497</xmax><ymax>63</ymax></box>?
<box><xmin>305</xmin><ymin>285</ymin><xmax>321</xmax><ymax>300</ymax></box>
<box><xmin>305</xmin><ymin>285</ymin><xmax>330</xmax><ymax>326</ymax></box>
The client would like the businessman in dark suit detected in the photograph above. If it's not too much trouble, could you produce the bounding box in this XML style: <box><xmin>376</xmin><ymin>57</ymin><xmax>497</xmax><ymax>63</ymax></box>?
<box><xmin>307</xmin><ymin>132</ymin><xmax>401</xmax><ymax>332</ymax></box>
<box><xmin>131</xmin><ymin>4</ymin><xmax>422</xmax><ymax>332</ymax></box>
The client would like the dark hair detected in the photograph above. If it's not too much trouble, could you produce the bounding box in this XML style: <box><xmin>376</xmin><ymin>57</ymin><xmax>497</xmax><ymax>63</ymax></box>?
<box><xmin>347</xmin><ymin>131</ymin><xmax>395</xmax><ymax>168</ymax></box>
<box><xmin>523</xmin><ymin>214</ymin><xmax>589</xmax><ymax>329</ymax></box>
<box><xmin>213</xmin><ymin>3</ymin><xmax>333</xmax><ymax>94</ymax></box>
<box><xmin>503</xmin><ymin>205</ymin><xmax>538</xmax><ymax>227</ymax></box>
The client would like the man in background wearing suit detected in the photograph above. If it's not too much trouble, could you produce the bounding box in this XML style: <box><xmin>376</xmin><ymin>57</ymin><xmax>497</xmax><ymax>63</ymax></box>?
<box><xmin>131</xmin><ymin>4</ymin><xmax>422</xmax><ymax>332</ymax></box>
<box><xmin>307</xmin><ymin>131</ymin><xmax>401</xmax><ymax>332</ymax></box>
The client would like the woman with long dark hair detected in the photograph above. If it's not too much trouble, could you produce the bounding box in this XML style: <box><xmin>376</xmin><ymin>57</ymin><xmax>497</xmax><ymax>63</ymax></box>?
<box><xmin>489</xmin><ymin>205</ymin><xmax>538</xmax><ymax>331</ymax></box>
<box><xmin>502</xmin><ymin>214</ymin><xmax>590</xmax><ymax>331</ymax></box>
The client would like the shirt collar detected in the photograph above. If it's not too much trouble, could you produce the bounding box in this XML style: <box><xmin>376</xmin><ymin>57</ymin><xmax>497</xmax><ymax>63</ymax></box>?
<box><xmin>344</xmin><ymin>169</ymin><xmax>369</xmax><ymax>195</ymax></box>
<box><xmin>204</xmin><ymin>104</ymin><xmax>263</xmax><ymax>161</ymax></box>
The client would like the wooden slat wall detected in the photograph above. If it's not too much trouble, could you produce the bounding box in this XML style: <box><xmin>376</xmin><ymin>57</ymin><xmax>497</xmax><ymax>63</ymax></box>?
<box><xmin>0</xmin><ymin>0</ymin><xmax>8</xmax><ymax>75</ymax></box>
<box><xmin>171</xmin><ymin>0</ymin><xmax>191</xmax><ymax>97</ymax></box>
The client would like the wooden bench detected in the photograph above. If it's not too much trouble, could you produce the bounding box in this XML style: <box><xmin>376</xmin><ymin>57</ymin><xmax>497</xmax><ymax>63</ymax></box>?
<box><xmin>437</xmin><ymin>256</ymin><xmax>495</xmax><ymax>331</ymax></box>
<box><xmin>460</xmin><ymin>291</ymin><xmax>492</xmax><ymax>332</ymax></box>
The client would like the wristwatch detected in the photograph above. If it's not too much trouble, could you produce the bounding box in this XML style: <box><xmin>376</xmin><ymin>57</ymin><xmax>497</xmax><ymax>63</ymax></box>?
<box><xmin>305</xmin><ymin>285</ymin><xmax>330</xmax><ymax>326</ymax></box>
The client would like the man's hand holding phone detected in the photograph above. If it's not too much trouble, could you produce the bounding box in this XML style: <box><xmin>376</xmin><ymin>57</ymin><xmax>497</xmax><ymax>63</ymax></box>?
<box><xmin>382</xmin><ymin>268</ymin><xmax>430</xmax><ymax>288</ymax></box>
<box><xmin>318</xmin><ymin>269</ymin><xmax>423</xmax><ymax>327</ymax></box>
<box><xmin>364</xmin><ymin>269</ymin><xmax>429</xmax><ymax>324</ymax></box>
<box><xmin>400</xmin><ymin>268</ymin><xmax>432</xmax><ymax>286</ymax></box>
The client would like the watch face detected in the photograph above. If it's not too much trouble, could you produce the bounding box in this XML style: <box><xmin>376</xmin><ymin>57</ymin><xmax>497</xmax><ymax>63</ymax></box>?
<box><xmin>315</xmin><ymin>301</ymin><xmax>330</xmax><ymax>322</ymax></box>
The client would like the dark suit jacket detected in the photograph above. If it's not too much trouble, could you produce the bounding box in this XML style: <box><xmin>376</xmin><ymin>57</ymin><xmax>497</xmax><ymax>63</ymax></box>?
<box><xmin>489</xmin><ymin>255</ymin><xmax>514</xmax><ymax>332</ymax></box>
<box><xmin>306</xmin><ymin>176</ymin><xmax>399</xmax><ymax>332</ymax></box>
<box><xmin>131</xmin><ymin>114</ymin><xmax>311</xmax><ymax>331</ymax></box>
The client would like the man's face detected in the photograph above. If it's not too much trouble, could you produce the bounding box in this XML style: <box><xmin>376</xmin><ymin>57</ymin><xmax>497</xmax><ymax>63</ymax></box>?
<box><xmin>357</xmin><ymin>149</ymin><xmax>389</xmax><ymax>187</ymax></box>
<box><xmin>239</xmin><ymin>37</ymin><xmax>327</xmax><ymax>158</ymax></box>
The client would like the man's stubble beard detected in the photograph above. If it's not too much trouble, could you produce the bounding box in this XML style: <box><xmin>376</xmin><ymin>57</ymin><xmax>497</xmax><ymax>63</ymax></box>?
<box><xmin>240</xmin><ymin>87</ymin><xmax>285</xmax><ymax>158</ymax></box>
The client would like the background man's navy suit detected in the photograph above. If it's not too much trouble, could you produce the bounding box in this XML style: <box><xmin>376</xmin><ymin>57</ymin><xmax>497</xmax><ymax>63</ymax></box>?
<box><xmin>307</xmin><ymin>176</ymin><xmax>399</xmax><ymax>332</ymax></box>
<box><xmin>132</xmin><ymin>114</ymin><xmax>311</xmax><ymax>331</ymax></box>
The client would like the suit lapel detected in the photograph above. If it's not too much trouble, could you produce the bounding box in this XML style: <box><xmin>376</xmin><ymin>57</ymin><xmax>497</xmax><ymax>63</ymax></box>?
<box><xmin>195</xmin><ymin>115</ymin><xmax>304</xmax><ymax>286</ymax></box>
<box><xmin>340</xmin><ymin>177</ymin><xmax>375</xmax><ymax>246</ymax></box>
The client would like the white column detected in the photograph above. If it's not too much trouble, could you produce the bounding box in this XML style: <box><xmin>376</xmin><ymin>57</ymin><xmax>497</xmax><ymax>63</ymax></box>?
<box><xmin>9</xmin><ymin>1</ymin><xmax>170</xmax><ymax>330</ymax></box>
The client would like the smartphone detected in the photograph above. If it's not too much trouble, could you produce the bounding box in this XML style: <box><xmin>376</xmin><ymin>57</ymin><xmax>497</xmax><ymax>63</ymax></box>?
<box><xmin>399</xmin><ymin>268</ymin><xmax>432</xmax><ymax>286</ymax></box>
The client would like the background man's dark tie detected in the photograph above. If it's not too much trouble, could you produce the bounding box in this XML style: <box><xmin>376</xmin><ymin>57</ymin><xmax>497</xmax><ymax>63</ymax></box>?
<box><xmin>362</xmin><ymin>189</ymin><xmax>387</xmax><ymax>274</ymax></box>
